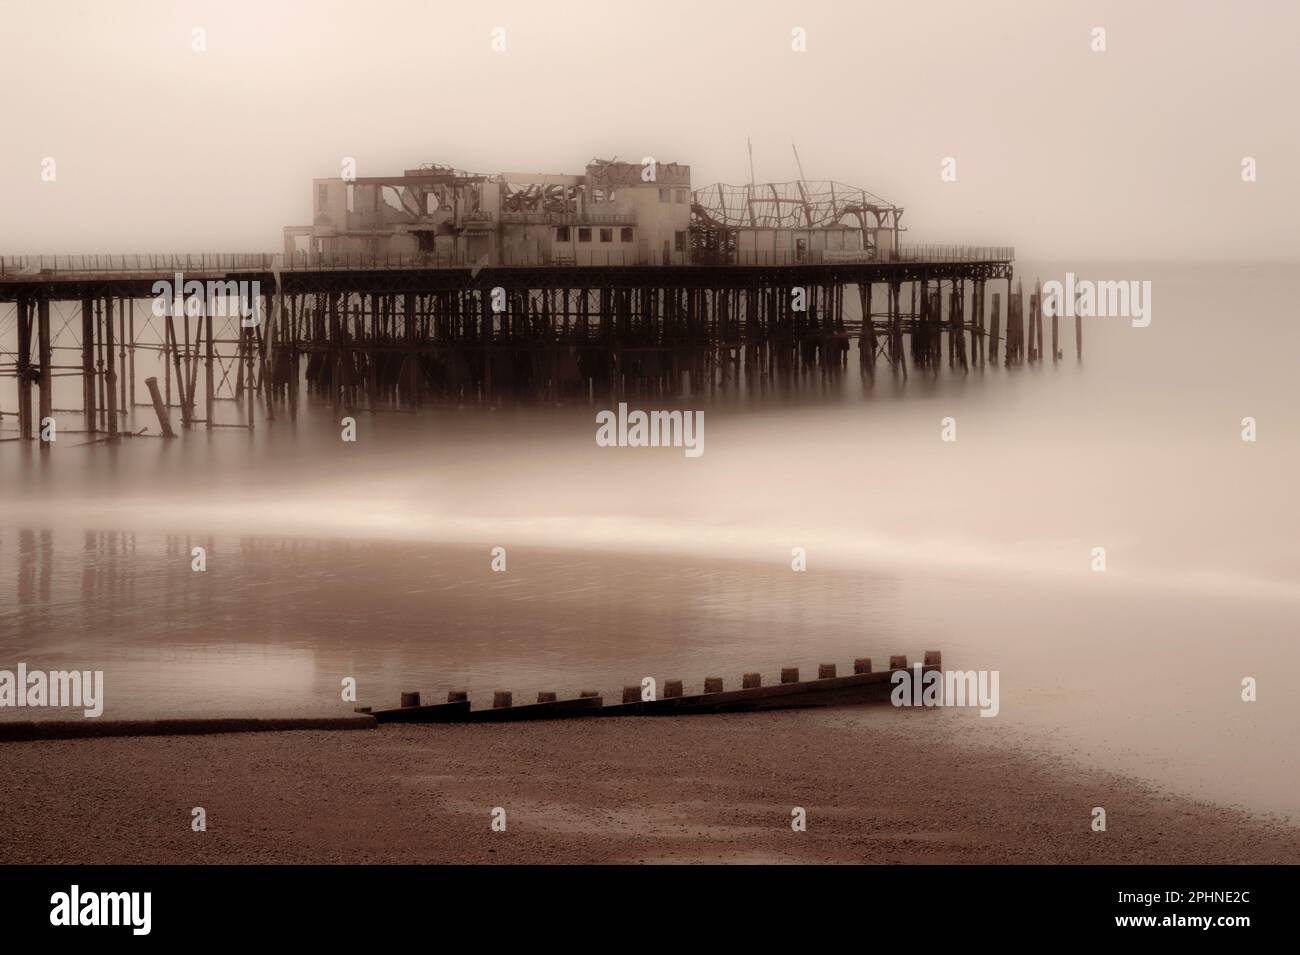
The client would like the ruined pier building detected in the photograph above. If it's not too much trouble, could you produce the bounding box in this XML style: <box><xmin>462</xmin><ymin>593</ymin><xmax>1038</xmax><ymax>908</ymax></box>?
<box><xmin>283</xmin><ymin>158</ymin><xmax>904</xmax><ymax>268</ymax></box>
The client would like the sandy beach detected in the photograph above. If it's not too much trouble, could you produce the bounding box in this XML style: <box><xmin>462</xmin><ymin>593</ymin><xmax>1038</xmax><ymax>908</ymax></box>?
<box><xmin>4</xmin><ymin>706</ymin><xmax>1297</xmax><ymax>865</ymax></box>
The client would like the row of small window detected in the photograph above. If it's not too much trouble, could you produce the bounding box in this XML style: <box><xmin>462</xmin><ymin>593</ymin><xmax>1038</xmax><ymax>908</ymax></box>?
<box><xmin>557</xmin><ymin>226</ymin><xmax>634</xmax><ymax>243</ymax></box>
<box><xmin>659</xmin><ymin>188</ymin><xmax>690</xmax><ymax>203</ymax></box>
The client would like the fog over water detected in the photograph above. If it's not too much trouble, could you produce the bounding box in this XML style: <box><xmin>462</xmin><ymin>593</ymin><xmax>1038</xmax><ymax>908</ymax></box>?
<box><xmin>2</xmin><ymin>260</ymin><xmax>1298</xmax><ymax>820</ymax></box>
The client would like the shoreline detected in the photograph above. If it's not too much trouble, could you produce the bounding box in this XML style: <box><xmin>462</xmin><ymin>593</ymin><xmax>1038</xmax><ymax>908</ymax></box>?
<box><xmin>3</xmin><ymin>706</ymin><xmax>1296</xmax><ymax>864</ymax></box>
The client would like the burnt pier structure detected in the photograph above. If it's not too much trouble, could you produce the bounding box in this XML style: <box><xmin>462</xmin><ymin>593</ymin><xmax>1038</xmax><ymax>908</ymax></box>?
<box><xmin>0</xmin><ymin>247</ymin><xmax>1074</xmax><ymax>445</ymax></box>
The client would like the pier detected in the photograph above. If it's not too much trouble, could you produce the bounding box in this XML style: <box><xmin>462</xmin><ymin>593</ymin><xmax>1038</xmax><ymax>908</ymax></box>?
<box><xmin>0</xmin><ymin>158</ymin><xmax>1080</xmax><ymax>445</ymax></box>
<box><xmin>0</xmin><ymin>248</ymin><xmax>1064</xmax><ymax>447</ymax></box>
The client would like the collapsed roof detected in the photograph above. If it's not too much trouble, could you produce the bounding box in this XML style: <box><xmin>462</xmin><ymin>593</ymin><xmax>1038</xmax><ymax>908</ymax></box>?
<box><xmin>692</xmin><ymin>180</ymin><xmax>901</xmax><ymax>230</ymax></box>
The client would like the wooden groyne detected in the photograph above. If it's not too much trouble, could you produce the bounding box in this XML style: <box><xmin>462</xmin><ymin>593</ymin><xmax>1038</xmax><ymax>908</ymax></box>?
<box><xmin>0</xmin><ymin>654</ymin><xmax>943</xmax><ymax>739</ymax></box>
<box><xmin>0</xmin><ymin>715</ymin><xmax>376</xmax><ymax>743</ymax></box>
<box><xmin>365</xmin><ymin>651</ymin><xmax>941</xmax><ymax>724</ymax></box>
<box><xmin>0</xmin><ymin>252</ymin><xmax>1082</xmax><ymax>444</ymax></box>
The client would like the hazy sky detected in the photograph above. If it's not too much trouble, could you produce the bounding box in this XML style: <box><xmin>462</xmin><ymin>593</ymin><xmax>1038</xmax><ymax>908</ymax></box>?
<box><xmin>1</xmin><ymin>0</ymin><xmax>1296</xmax><ymax>260</ymax></box>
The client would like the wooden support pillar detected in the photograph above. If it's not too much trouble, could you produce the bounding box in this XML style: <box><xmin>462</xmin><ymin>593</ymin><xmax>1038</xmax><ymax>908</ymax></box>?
<box><xmin>16</xmin><ymin>299</ymin><xmax>32</xmax><ymax>439</ymax></box>
<box><xmin>128</xmin><ymin>297</ymin><xmax>136</xmax><ymax>407</ymax></box>
<box><xmin>167</xmin><ymin>314</ymin><xmax>189</xmax><ymax>428</ymax></box>
<box><xmin>1012</xmin><ymin>280</ymin><xmax>1025</xmax><ymax>366</ymax></box>
<box><xmin>104</xmin><ymin>297</ymin><xmax>118</xmax><ymax>439</ymax></box>
<box><xmin>858</xmin><ymin>282</ymin><xmax>875</xmax><ymax>372</ymax></box>
<box><xmin>990</xmin><ymin>292</ymin><xmax>1002</xmax><ymax>363</ymax></box>
<box><xmin>955</xmin><ymin>283</ymin><xmax>968</xmax><ymax>371</ymax></box>
<box><xmin>1026</xmin><ymin>293</ymin><xmax>1036</xmax><ymax>362</ymax></box>
<box><xmin>1006</xmin><ymin>276</ymin><xmax>1015</xmax><ymax>366</ymax></box>
<box><xmin>890</xmin><ymin>281</ymin><xmax>903</xmax><ymax>375</ymax></box>
<box><xmin>144</xmin><ymin>377</ymin><xmax>175</xmax><ymax>438</ymax></box>
<box><xmin>37</xmin><ymin>299</ymin><xmax>51</xmax><ymax>449</ymax></box>
<box><xmin>1005</xmin><ymin>288</ymin><xmax>1015</xmax><ymax>367</ymax></box>
<box><xmin>95</xmin><ymin>300</ymin><xmax>106</xmax><ymax>426</ymax></box>
<box><xmin>162</xmin><ymin>316</ymin><xmax>171</xmax><ymax>409</ymax></box>
<box><xmin>946</xmin><ymin>283</ymin><xmax>955</xmax><ymax>369</ymax></box>
<box><xmin>205</xmin><ymin>306</ymin><xmax>214</xmax><ymax>428</ymax></box>
<box><xmin>1051</xmin><ymin>298</ymin><xmax>1060</xmax><ymax>363</ymax></box>
<box><xmin>186</xmin><ymin>311</ymin><xmax>200</xmax><ymax>424</ymax></box>
<box><xmin>1036</xmin><ymin>278</ymin><xmax>1045</xmax><ymax>362</ymax></box>
<box><xmin>183</xmin><ymin>301</ymin><xmax>194</xmax><ymax>403</ymax></box>
<box><xmin>367</xmin><ymin>292</ymin><xmax>379</xmax><ymax>411</ymax></box>
<box><xmin>118</xmin><ymin>298</ymin><xmax>127</xmax><ymax>416</ymax></box>
<box><xmin>329</xmin><ymin>292</ymin><xmax>341</xmax><ymax>410</ymax></box>
<box><xmin>262</xmin><ymin>292</ymin><xmax>275</xmax><ymax>422</ymax></box>
<box><xmin>288</xmin><ymin>295</ymin><xmax>301</xmax><ymax>419</ymax></box>
<box><xmin>481</xmin><ymin>289</ymin><xmax>492</xmax><ymax>400</ymax></box>
<box><xmin>246</xmin><ymin>320</ymin><xmax>255</xmax><ymax>430</ymax></box>
<box><xmin>981</xmin><ymin>281</ymin><xmax>989</xmax><ymax>365</ymax></box>
<box><xmin>236</xmin><ymin>314</ymin><xmax>247</xmax><ymax>409</ymax></box>
<box><xmin>81</xmin><ymin>297</ymin><xmax>96</xmax><ymax>431</ymax></box>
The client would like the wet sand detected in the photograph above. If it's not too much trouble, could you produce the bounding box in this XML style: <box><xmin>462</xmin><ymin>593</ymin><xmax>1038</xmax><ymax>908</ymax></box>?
<box><xmin>2</xmin><ymin>705</ymin><xmax>1297</xmax><ymax>864</ymax></box>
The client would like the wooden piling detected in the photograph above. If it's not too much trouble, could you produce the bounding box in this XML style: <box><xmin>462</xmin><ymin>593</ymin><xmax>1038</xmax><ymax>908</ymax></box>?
<box><xmin>128</xmin><ymin>298</ymin><xmax>136</xmax><ymax>408</ymax></box>
<box><xmin>104</xmin><ymin>297</ymin><xmax>118</xmax><ymax>439</ymax></box>
<box><xmin>858</xmin><ymin>282</ymin><xmax>875</xmax><ymax>372</ymax></box>
<box><xmin>118</xmin><ymin>298</ymin><xmax>127</xmax><ymax>416</ymax></box>
<box><xmin>81</xmin><ymin>297</ymin><xmax>95</xmax><ymax>432</ymax></box>
<box><xmin>205</xmin><ymin>309</ymin><xmax>215</xmax><ymax>429</ymax></box>
<box><xmin>1050</xmin><ymin>294</ymin><xmax>1059</xmax><ymax>363</ymax></box>
<box><xmin>262</xmin><ymin>292</ymin><xmax>276</xmax><ymax>422</ymax></box>
<box><xmin>144</xmin><ymin>377</ymin><xmax>175</xmax><ymax>438</ymax></box>
<box><xmin>1035</xmin><ymin>278</ymin><xmax>1045</xmax><ymax>363</ymax></box>
<box><xmin>37</xmin><ymin>299</ymin><xmax>50</xmax><ymax>449</ymax></box>
<box><xmin>16</xmin><ymin>299</ymin><xmax>31</xmax><ymax>439</ymax></box>
<box><xmin>167</xmin><ymin>315</ymin><xmax>189</xmax><ymax>428</ymax></box>
<box><xmin>1007</xmin><ymin>284</ymin><xmax>1024</xmax><ymax>367</ymax></box>
<box><xmin>245</xmin><ymin>321</ymin><xmax>255</xmax><ymax>430</ymax></box>
<box><xmin>1028</xmin><ymin>292</ymin><xmax>1039</xmax><ymax>363</ymax></box>
<box><xmin>990</xmin><ymin>292</ymin><xmax>1002</xmax><ymax>363</ymax></box>
<box><xmin>95</xmin><ymin>300</ymin><xmax>105</xmax><ymax>427</ymax></box>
